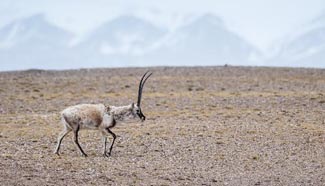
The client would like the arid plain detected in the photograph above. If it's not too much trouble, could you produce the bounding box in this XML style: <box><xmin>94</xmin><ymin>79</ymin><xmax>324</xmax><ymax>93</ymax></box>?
<box><xmin>0</xmin><ymin>66</ymin><xmax>324</xmax><ymax>185</ymax></box>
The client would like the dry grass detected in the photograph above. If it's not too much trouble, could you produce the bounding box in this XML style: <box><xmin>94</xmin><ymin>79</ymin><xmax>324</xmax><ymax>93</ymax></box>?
<box><xmin>0</xmin><ymin>66</ymin><xmax>324</xmax><ymax>185</ymax></box>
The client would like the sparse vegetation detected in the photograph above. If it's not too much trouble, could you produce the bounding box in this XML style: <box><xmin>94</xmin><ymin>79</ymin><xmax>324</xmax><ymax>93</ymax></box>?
<box><xmin>0</xmin><ymin>66</ymin><xmax>324</xmax><ymax>185</ymax></box>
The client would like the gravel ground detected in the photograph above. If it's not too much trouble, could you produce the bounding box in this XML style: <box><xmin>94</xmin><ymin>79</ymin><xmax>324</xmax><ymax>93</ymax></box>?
<box><xmin>0</xmin><ymin>66</ymin><xmax>324</xmax><ymax>185</ymax></box>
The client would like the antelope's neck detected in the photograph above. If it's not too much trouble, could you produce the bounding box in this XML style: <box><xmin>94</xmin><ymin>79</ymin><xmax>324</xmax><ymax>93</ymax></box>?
<box><xmin>109</xmin><ymin>105</ymin><xmax>132</xmax><ymax>122</ymax></box>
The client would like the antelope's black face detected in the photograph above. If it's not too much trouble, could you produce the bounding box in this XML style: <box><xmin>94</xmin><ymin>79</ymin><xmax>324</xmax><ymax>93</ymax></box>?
<box><xmin>133</xmin><ymin>104</ymin><xmax>146</xmax><ymax>121</ymax></box>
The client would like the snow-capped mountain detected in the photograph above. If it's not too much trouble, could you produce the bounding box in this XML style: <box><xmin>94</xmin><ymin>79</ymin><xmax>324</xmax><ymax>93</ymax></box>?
<box><xmin>0</xmin><ymin>14</ymin><xmax>76</xmax><ymax>71</ymax></box>
<box><xmin>0</xmin><ymin>14</ymin><xmax>72</xmax><ymax>49</ymax></box>
<box><xmin>269</xmin><ymin>13</ymin><xmax>325</xmax><ymax>68</ymax></box>
<box><xmin>78</xmin><ymin>16</ymin><xmax>167</xmax><ymax>56</ymax></box>
<box><xmin>143</xmin><ymin>14</ymin><xmax>261</xmax><ymax>66</ymax></box>
<box><xmin>72</xmin><ymin>16</ymin><xmax>168</xmax><ymax>67</ymax></box>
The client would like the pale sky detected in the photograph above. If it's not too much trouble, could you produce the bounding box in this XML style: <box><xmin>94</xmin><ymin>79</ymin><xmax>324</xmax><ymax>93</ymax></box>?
<box><xmin>0</xmin><ymin>0</ymin><xmax>324</xmax><ymax>51</ymax></box>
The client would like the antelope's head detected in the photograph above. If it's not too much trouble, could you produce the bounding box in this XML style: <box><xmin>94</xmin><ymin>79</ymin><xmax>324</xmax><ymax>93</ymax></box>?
<box><xmin>133</xmin><ymin>71</ymin><xmax>152</xmax><ymax>122</ymax></box>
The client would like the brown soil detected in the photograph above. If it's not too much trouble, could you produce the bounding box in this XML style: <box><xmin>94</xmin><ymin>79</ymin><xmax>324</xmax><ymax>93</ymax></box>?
<box><xmin>0</xmin><ymin>66</ymin><xmax>324</xmax><ymax>186</ymax></box>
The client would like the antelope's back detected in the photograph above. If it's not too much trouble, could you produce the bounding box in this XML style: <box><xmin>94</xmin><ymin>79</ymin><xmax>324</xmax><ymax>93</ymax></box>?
<box><xmin>61</xmin><ymin>104</ymin><xmax>106</xmax><ymax>129</ymax></box>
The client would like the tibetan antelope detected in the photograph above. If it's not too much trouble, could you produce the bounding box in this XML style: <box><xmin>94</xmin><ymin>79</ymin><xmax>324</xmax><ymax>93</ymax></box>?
<box><xmin>54</xmin><ymin>71</ymin><xmax>153</xmax><ymax>157</ymax></box>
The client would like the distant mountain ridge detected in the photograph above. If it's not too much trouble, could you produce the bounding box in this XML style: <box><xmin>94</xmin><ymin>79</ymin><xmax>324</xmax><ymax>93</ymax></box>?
<box><xmin>268</xmin><ymin>12</ymin><xmax>325</xmax><ymax>68</ymax></box>
<box><xmin>140</xmin><ymin>14</ymin><xmax>261</xmax><ymax>66</ymax></box>
<box><xmin>0</xmin><ymin>14</ymin><xmax>76</xmax><ymax>71</ymax></box>
<box><xmin>78</xmin><ymin>15</ymin><xmax>167</xmax><ymax>56</ymax></box>
<box><xmin>0</xmin><ymin>13</ymin><xmax>324</xmax><ymax>71</ymax></box>
<box><xmin>0</xmin><ymin>14</ymin><xmax>73</xmax><ymax>49</ymax></box>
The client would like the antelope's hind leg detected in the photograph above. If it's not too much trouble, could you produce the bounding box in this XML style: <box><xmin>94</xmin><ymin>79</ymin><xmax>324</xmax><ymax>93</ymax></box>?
<box><xmin>54</xmin><ymin>126</ymin><xmax>72</xmax><ymax>155</ymax></box>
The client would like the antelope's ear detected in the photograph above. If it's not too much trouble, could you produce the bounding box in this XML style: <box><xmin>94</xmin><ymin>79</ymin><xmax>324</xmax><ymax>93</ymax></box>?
<box><xmin>131</xmin><ymin>102</ymin><xmax>135</xmax><ymax>108</ymax></box>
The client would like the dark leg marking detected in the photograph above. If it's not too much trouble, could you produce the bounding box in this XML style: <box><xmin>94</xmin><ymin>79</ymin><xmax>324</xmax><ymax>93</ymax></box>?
<box><xmin>73</xmin><ymin>125</ymin><xmax>87</xmax><ymax>157</ymax></box>
<box><xmin>54</xmin><ymin>128</ymin><xmax>71</xmax><ymax>155</ymax></box>
<box><xmin>107</xmin><ymin>128</ymin><xmax>117</xmax><ymax>156</ymax></box>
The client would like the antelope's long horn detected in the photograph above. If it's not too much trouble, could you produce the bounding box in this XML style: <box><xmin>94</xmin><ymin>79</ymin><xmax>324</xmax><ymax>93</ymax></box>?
<box><xmin>137</xmin><ymin>71</ymin><xmax>152</xmax><ymax>107</ymax></box>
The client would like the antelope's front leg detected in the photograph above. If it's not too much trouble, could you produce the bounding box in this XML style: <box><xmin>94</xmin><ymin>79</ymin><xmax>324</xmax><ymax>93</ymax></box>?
<box><xmin>102</xmin><ymin>128</ymin><xmax>116</xmax><ymax>157</ymax></box>
<box><xmin>101</xmin><ymin>131</ymin><xmax>109</xmax><ymax>157</ymax></box>
<box><xmin>106</xmin><ymin>128</ymin><xmax>116</xmax><ymax>156</ymax></box>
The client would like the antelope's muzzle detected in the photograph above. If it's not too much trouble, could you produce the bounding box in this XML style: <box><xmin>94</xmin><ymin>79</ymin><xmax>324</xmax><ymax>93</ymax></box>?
<box><xmin>137</xmin><ymin>112</ymin><xmax>146</xmax><ymax>121</ymax></box>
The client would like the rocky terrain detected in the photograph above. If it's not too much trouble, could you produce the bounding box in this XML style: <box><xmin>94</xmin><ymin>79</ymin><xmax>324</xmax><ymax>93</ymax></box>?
<box><xmin>0</xmin><ymin>66</ymin><xmax>324</xmax><ymax>185</ymax></box>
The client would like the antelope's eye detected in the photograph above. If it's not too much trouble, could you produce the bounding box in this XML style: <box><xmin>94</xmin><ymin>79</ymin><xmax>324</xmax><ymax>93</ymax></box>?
<box><xmin>136</xmin><ymin>110</ymin><xmax>140</xmax><ymax>114</ymax></box>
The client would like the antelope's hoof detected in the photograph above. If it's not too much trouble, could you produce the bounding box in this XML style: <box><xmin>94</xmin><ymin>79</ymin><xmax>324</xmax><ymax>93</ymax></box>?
<box><xmin>103</xmin><ymin>153</ymin><xmax>110</xmax><ymax>158</ymax></box>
